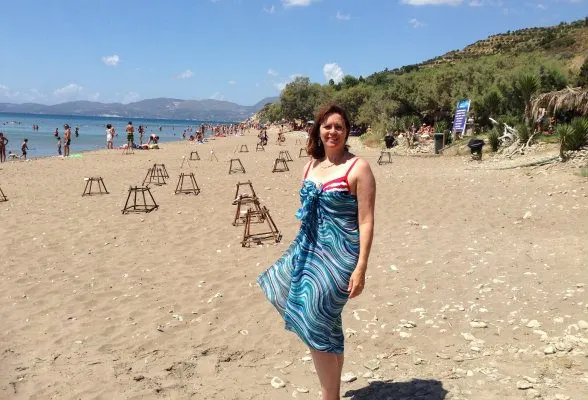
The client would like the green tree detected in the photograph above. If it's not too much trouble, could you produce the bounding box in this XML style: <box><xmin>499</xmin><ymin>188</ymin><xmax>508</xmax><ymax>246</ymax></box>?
<box><xmin>539</xmin><ymin>66</ymin><xmax>568</xmax><ymax>92</ymax></box>
<box><xmin>341</xmin><ymin>75</ymin><xmax>359</xmax><ymax>89</ymax></box>
<box><xmin>280</xmin><ymin>77</ymin><xmax>322</xmax><ymax>122</ymax></box>
<box><xmin>473</xmin><ymin>90</ymin><xmax>503</xmax><ymax>128</ymax></box>
<box><xmin>513</xmin><ymin>74</ymin><xmax>539</xmax><ymax>126</ymax></box>
<box><xmin>331</xmin><ymin>84</ymin><xmax>371</xmax><ymax>123</ymax></box>
<box><xmin>264</xmin><ymin>103</ymin><xmax>283</xmax><ymax>123</ymax></box>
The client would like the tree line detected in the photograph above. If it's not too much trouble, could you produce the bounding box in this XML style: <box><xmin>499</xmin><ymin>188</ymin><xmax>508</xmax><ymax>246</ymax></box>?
<box><xmin>259</xmin><ymin>23</ymin><xmax>587</xmax><ymax>143</ymax></box>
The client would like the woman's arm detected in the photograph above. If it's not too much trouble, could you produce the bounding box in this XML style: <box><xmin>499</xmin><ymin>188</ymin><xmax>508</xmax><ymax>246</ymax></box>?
<box><xmin>348</xmin><ymin>158</ymin><xmax>376</xmax><ymax>298</ymax></box>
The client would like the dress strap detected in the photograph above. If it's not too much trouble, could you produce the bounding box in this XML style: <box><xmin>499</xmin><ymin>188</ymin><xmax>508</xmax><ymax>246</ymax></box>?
<box><xmin>344</xmin><ymin>158</ymin><xmax>360</xmax><ymax>180</ymax></box>
<box><xmin>304</xmin><ymin>160</ymin><xmax>313</xmax><ymax>179</ymax></box>
<box><xmin>343</xmin><ymin>157</ymin><xmax>360</xmax><ymax>190</ymax></box>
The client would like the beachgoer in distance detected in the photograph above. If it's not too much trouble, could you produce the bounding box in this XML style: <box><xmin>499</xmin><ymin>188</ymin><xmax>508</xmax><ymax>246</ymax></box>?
<box><xmin>63</xmin><ymin>124</ymin><xmax>71</xmax><ymax>156</ymax></box>
<box><xmin>106</xmin><ymin>124</ymin><xmax>114</xmax><ymax>149</ymax></box>
<box><xmin>126</xmin><ymin>121</ymin><xmax>134</xmax><ymax>148</ymax></box>
<box><xmin>54</xmin><ymin>127</ymin><xmax>59</xmax><ymax>137</ymax></box>
<box><xmin>148</xmin><ymin>134</ymin><xmax>159</xmax><ymax>145</ymax></box>
<box><xmin>258</xmin><ymin>104</ymin><xmax>376</xmax><ymax>400</ymax></box>
<box><xmin>138</xmin><ymin>125</ymin><xmax>144</xmax><ymax>145</ymax></box>
<box><xmin>75</xmin><ymin>126</ymin><xmax>79</xmax><ymax>138</ymax></box>
<box><xmin>535</xmin><ymin>107</ymin><xmax>547</xmax><ymax>133</ymax></box>
<box><xmin>0</xmin><ymin>132</ymin><xmax>8</xmax><ymax>162</ymax></box>
<box><xmin>57</xmin><ymin>136</ymin><xmax>62</xmax><ymax>156</ymax></box>
<box><xmin>21</xmin><ymin>138</ymin><xmax>29</xmax><ymax>160</ymax></box>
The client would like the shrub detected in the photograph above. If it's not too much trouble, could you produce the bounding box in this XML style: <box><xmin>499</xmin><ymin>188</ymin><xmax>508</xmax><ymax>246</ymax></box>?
<box><xmin>517</xmin><ymin>123</ymin><xmax>531</xmax><ymax>144</ymax></box>
<box><xmin>556</xmin><ymin>124</ymin><xmax>575</xmax><ymax>160</ymax></box>
<box><xmin>565</xmin><ymin>117</ymin><xmax>588</xmax><ymax>150</ymax></box>
<box><xmin>434</xmin><ymin>120</ymin><xmax>449</xmax><ymax>133</ymax></box>
<box><xmin>487</xmin><ymin>128</ymin><xmax>500</xmax><ymax>152</ymax></box>
<box><xmin>501</xmin><ymin>115</ymin><xmax>522</xmax><ymax>128</ymax></box>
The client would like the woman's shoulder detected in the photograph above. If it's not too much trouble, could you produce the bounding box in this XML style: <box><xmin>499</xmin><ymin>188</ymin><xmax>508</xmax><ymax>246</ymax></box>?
<box><xmin>302</xmin><ymin>158</ymin><xmax>316</xmax><ymax>171</ymax></box>
<box><xmin>348</xmin><ymin>155</ymin><xmax>373</xmax><ymax>175</ymax></box>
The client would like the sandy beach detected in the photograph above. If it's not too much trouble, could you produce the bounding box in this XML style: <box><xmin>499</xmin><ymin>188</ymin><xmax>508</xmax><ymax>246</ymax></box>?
<box><xmin>0</xmin><ymin>129</ymin><xmax>586</xmax><ymax>400</ymax></box>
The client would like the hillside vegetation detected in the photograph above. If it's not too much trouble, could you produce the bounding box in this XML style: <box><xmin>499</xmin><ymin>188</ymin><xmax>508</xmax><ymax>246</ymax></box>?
<box><xmin>260</xmin><ymin>19</ymin><xmax>588</xmax><ymax>142</ymax></box>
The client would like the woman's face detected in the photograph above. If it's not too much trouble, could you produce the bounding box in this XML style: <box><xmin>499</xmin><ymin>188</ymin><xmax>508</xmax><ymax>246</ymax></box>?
<box><xmin>319</xmin><ymin>112</ymin><xmax>347</xmax><ymax>151</ymax></box>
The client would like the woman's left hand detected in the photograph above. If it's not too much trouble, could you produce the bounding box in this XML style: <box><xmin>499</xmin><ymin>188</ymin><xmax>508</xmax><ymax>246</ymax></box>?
<box><xmin>348</xmin><ymin>267</ymin><xmax>366</xmax><ymax>299</ymax></box>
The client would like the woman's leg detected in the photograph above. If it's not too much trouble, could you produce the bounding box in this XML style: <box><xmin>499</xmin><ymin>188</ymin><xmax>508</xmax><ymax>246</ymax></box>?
<box><xmin>310</xmin><ymin>349</ymin><xmax>342</xmax><ymax>400</ymax></box>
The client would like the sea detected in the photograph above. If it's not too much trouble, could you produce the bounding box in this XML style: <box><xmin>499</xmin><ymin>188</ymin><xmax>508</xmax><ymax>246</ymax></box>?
<box><xmin>0</xmin><ymin>113</ymin><xmax>227</xmax><ymax>158</ymax></box>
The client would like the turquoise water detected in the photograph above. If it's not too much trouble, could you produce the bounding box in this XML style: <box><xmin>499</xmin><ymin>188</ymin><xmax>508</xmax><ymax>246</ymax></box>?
<box><xmin>0</xmin><ymin>113</ymin><xmax>224</xmax><ymax>158</ymax></box>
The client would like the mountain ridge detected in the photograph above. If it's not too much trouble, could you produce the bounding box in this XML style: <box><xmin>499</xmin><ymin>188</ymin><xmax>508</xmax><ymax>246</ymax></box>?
<box><xmin>0</xmin><ymin>96</ymin><xmax>279</xmax><ymax>121</ymax></box>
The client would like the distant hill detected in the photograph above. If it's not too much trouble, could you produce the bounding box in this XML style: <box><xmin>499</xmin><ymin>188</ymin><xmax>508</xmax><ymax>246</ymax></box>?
<box><xmin>379</xmin><ymin>19</ymin><xmax>587</xmax><ymax>76</ymax></box>
<box><xmin>0</xmin><ymin>96</ymin><xmax>279</xmax><ymax>121</ymax></box>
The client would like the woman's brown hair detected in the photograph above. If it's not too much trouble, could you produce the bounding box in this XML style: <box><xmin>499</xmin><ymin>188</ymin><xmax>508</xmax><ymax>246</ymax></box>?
<box><xmin>306</xmin><ymin>103</ymin><xmax>351</xmax><ymax>159</ymax></box>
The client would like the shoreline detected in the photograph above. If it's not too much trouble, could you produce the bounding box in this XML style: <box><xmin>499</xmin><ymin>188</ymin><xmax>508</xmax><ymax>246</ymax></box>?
<box><xmin>0</xmin><ymin>128</ymin><xmax>586</xmax><ymax>399</ymax></box>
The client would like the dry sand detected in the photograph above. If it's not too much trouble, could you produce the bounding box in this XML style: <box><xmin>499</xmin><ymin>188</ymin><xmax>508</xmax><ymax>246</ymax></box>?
<box><xmin>0</xmin><ymin>129</ymin><xmax>586</xmax><ymax>400</ymax></box>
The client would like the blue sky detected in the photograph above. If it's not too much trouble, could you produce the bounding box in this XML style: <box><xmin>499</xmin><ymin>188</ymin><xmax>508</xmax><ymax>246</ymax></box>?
<box><xmin>0</xmin><ymin>0</ymin><xmax>584</xmax><ymax>106</ymax></box>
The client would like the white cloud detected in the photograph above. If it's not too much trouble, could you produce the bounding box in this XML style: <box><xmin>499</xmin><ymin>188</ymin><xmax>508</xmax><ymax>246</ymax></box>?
<box><xmin>123</xmin><ymin>92</ymin><xmax>140</xmax><ymax>104</ymax></box>
<box><xmin>268</xmin><ymin>68</ymin><xmax>279</xmax><ymax>76</ymax></box>
<box><xmin>274</xmin><ymin>81</ymin><xmax>288</xmax><ymax>91</ymax></box>
<box><xmin>336</xmin><ymin>11</ymin><xmax>351</xmax><ymax>20</ymax></box>
<box><xmin>175</xmin><ymin>69</ymin><xmax>193</xmax><ymax>79</ymax></box>
<box><xmin>537</xmin><ymin>3</ymin><xmax>547</xmax><ymax>10</ymax></box>
<box><xmin>401</xmin><ymin>0</ymin><xmax>463</xmax><ymax>5</ymax></box>
<box><xmin>228</xmin><ymin>80</ymin><xmax>237</xmax><ymax>85</ymax></box>
<box><xmin>467</xmin><ymin>0</ymin><xmax>504</xmax><ymax>6</ymax></box>
<box><xmin>0</xmin><ymin>86</ymin><xmax>50</xmax><ymax>103</ymax></box>
<box><xmin>88</xmin><ymin>92</ymin><xmax>100</xmax><ymax>102</ymax></box>
<box><xmin>282</xmin><ymin>0</ymin><xmax>316</xmax><ymax>7</ymax></box>
<box><xmin>263</xmin><ymin>5</ymin><xmax>275</xmax><ymax>13</ymax></box>
<box><xmin>101</xmin><ymin>55</ymin><xmax>120</xmax><ymax>66</ymax></box>
<box><xmin>23</xmin><ymin>89</ymin><xmax>47</xmax><ymax>102</ymax></box>
<box><xmin>409</xmin><ymin>18</ymin><xmax>426</xmax><ymax>28</ymax></box>
<box><xmin>53</xmin><ymin>83</ymin><xmax>83</xmax><ymax>101</ymax></box>
<box><xmin>210</xmin><ymin>92</ymin><xmax>225</xmax><ymax>100</ymax></box>
<box><xmin>0</xmin><ymin>84</ymin><xmax>17</xmax><ymax>99</ymax></box>
<box><xmin>273</xmin><ymin>73</ymin><xmax>303</xmax><ymax>92</ymax></box>
<box><xmin>323</xmin><ymin>63</ymin><xmax>344</xmax><ymax>84</ymax></box>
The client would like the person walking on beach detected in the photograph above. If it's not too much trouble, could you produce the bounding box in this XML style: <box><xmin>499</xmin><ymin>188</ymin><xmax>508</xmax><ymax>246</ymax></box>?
<box><xmin>258</xmin><ymin>104</ymin><xmax>376</xmax><ymax>400</ymax></box>
<box><xmin>63</xmin><ymin>124</ymin><xmax>71</xmax><ymax>157</ymax></box>
<box><xmin>138</xmin><ymin>125</ymin><xmax>144</xmax><ymax>145</ymax></box>
<box><xmin>57</xmin><ymin>136</ymin><xmax>62</xmax><ymax>156</ymax></box>
<box><xmin>21</xmin><ymin>138</ymin><xmax>29</xmax><ymax>160</ymax></box>
<box><xmin>126</xmin><ymin>121</ymin><xmax>134</xmax><ymax>149</ymax></box>
<box><xmin>106</xmin><ymin>124</ymin><xmax>114</xmax><ymax>149</ymax></box>
<box><xmin>0</xmin><ymin>132</ymin><xmax>8</xmax><ymax>162</ymax></box>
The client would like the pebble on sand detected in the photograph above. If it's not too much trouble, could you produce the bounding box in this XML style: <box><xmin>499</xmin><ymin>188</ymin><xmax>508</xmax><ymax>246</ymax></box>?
<box><xmin>341</xmin><ymin>372</ymin><xmax>357</xmax><ymax>383</ymax></box>
<box><xmin>270</xmin><ymin>376</ymin><xmax>285</xmax><ymax>388</ymax></box>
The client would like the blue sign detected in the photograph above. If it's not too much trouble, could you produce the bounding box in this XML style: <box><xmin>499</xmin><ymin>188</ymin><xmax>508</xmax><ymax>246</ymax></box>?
<box><xmin>452</xmin><ymin>99</ymin><xmax>471</xmax><ymax>134</ymax></box>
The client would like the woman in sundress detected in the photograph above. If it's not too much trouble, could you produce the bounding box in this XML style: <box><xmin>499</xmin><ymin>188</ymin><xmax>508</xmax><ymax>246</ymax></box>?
<box><xmin>258</xmin><ymin>103</ymin><xmax>376</xmax><ymax>399</ymax></box>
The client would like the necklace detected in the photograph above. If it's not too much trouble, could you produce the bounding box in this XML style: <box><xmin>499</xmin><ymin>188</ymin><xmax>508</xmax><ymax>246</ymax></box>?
<box><xmin>320</xmin><ymin>156</ymin><xmax>345</xmax><ymax>169</ymax></box>
<box><xmin>320</xmin><ymin>150</ymin><xmax>347</xmax><ymax>169</ymax></box>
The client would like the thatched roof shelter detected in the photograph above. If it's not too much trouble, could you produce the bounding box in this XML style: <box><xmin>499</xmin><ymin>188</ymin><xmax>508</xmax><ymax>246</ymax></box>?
<box><xmin>532</xmin><ymin>86</ymin><xmax>588</xmax><ymax>118</ymax></box>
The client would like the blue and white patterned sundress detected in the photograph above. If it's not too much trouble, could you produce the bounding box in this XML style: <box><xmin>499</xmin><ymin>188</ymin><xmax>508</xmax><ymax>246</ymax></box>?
<box><xmin>257</xmin><ymin>158</ymin><xmax>360</xmax><ymax>354</ymax></box>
